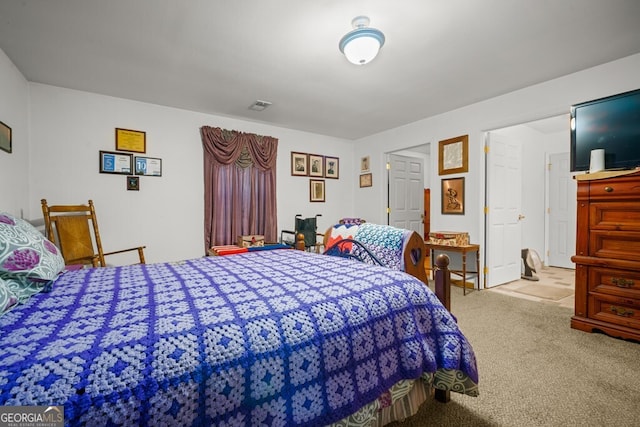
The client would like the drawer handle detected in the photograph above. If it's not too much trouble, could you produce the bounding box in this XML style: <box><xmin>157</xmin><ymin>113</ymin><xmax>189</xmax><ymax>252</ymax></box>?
<box><xmin>610</xmin><ymin>306</ymin><xmax>634</xmax><ymax>317</ymax></box>
<box><xmin>604</xmin><ymin>186</ymin><xmax>613</xmax><ymax>192</ymax></box>
<box><xmin>612</xmin><ymin>278</ymin><xmax>635</xmax><ymax>288</ymax></box>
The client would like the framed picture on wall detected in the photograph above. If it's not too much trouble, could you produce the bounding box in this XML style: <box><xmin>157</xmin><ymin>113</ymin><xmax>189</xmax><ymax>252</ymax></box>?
<box><xmin>310</xmin><ymin>179</ymin><xmax>325</xmax><ymax>202</ymax></box>
<box><xmin>0</xmin><ymin>120</ymin><xmax>11</xmax><ymax>154</ymax></box>
<box><xmin>359</xmin><ymin>173</ymin><xmax>372</xmax><ymax>188</ymax></box>
<box><xmin>438</xmin><ymin>135</ymin><xmax>468</xmax><ymax>175</ymax></box>
<box><xmin>99</xmin><ymin>150</ymin><xmax>133</xmax><ymax>174</ymax></box>
<box><xmin>360</xmin><ymin>156</ymin><xmax>370</xmax><ymax>172</ymax></box>
<box><xmin>441</xmin><ymin>177</ymin><xmax>465</xmax><ymax>214</ymax></box>
<box><xmin>127</xmin><ymin>176</ymin><xmax>140</xmax><ymax>191</ymax></box>
<box><xmin>325</xmin><ymin>156</ymin><xmax>339</xmax><ymax>179</ymax></box>
<box><xmin>115</xmin><ymin>128</ymin><xmax>146</xmax><ymax>153</ymax></box>
<box><xmin>291</xmin><ymin>152</ymin><xmax>308</xmax><ymax>176</ymax></box>
<box><xmin>309</xmin><ymin>154</ymin><xmax>324</xmax><ymax>177</ymax></box>
<box><xmin>135</xmin><ymin>156</ymin><xmax>162</xmax><ymax>176</ymax></box>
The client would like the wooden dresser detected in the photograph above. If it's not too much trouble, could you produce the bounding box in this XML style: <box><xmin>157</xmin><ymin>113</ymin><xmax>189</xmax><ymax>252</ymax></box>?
<box><xmin>571</xmin><ymin>171</ymin><xmax>640</xmax><ymax>341</ymax></box>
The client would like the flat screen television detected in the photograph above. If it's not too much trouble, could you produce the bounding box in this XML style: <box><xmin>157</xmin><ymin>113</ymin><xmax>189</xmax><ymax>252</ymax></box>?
<box><xmin>570</xmin><ymin>88</ymin><xmax>640</xmax><ymax>172</ymax></box>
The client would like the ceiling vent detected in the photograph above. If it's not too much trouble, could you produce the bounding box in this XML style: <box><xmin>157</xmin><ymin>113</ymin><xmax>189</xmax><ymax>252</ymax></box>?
<box><xmin>248</xmin><ymin>100</ymin><xmax>272</xmax><ymax>111</ymax></box>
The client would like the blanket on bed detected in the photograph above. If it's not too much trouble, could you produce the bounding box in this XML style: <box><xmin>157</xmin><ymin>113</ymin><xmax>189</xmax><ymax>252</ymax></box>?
<box><xmin>353</xmin><ymin>223</ymin><xmax>412</xmax><ymax>271</ymax></box>
<box><xmin>0</xmin><ymin>250</ymin><xmax>478</xmax><ymax>426</ymax></box>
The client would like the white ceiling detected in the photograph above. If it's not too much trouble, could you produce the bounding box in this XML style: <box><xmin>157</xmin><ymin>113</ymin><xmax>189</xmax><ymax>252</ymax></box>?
<box><xmin>1</xmin><ymin>0</ymin><xmax>639</xmax><ymax>140</ymax></box>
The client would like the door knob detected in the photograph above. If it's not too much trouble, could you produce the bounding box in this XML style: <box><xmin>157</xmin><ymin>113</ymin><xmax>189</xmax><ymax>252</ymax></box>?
<box><xmin>518</xmin><ymin>214</ymin><xmax>526</xmax><ymax>220</ymax></box>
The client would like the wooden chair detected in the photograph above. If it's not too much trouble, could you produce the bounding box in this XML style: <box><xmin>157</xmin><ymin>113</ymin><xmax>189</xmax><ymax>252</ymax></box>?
<box><xmin>41</xmin><ymin>199</ymin><xmax>146</xmax><ymax>267</ymax></box>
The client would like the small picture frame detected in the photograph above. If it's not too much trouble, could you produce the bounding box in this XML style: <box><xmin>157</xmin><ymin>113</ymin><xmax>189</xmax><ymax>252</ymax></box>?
<box><xmin>135</xmin><ymin>156</ymin><xmax>162</xmax><ymax>176</ymax></box>
<box><xmin>100</xmin><ymin>150</ymin><xmax>133</xmax><ymax>174</ymax></box>
<box><xmin>127</xmin><ymin>176</ymin><xmax>140</xmax><ymax>191</ymax></box>
<box><xmin>309</xmin><ymin>154</ymin><xmax>324</xmax><ymax>177</ymax></box>
<box><xmin>115</xmin><ymin>128</ymin><xmax>146</xmax><ymax>153</ymax></box>
<box><xmin>359</xmin><ymin>173</ymin><xmax>372</xmax><ymax>188</ymax></box>
<box><xmin>325</xmin><ymin>156</ymin><xmax>339</xmax><ymax>179</ymax></box>
<box><xmin>360</xmin><ymin>156</ymin><xmax>370</xmax><ymax>172</ymax></box>
<box><xmin>291</xmin><ymin>152</ymin><xmax>308</xmax><ymax>176</ymax></box>
<box><xmin>0</xmin><ymin>120</ymin><xmax>11</xmax><ymax>154</ymax></box>
<box><xmin>438</xmin><ymin>135</ymin><xmax>469</xmax><ymax>175</ymax></box>
<box><xmin>310</xmin><ymin>179</ymin><xmax>325</xmax><ymax>202</ymax></box>
<box><xmin>441</xmin><ymin>177</ymin><xmax>465</xmax><ymax>215</ymax></box>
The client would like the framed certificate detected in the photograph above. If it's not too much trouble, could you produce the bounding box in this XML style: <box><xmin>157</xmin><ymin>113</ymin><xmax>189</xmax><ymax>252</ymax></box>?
<box><xmin>135</xmin><ymin>156</ymin><xmax>162</xmax><ymax>176</ymax></box>
<box><xmin>438</xmin><ymin>135</ymin><xmax>469</xmax><ymax>175</ymax></box>
<box><xmin>100</xmin><ymin>151</ymin><xmax>132</xmax><ymax>174</ymax></box>
<box><xmin>115</xmin><ymin>128</ymin><xmax>146</xmax><ymax>153</ymax></box>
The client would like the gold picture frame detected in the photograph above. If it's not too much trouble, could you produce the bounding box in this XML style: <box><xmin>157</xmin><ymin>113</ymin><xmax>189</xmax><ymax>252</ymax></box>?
<box><xmin>0</xmin><ymin>120</ymin><xmax>11</xmax><ymax>154</ymax></box>
<box><xmin>438</xmin><ymin>135</ymin><xmax>468</xmax><ymax>175</ymax></box>
<box><xmin>359</xmin><ymin>173</ymin><xmax>372</xmax><ymax>188</ymax></box>
<box><xmin>310</xmin><ymin>179</ymin><xmax>325</xmax><ymax>202</ymax></box>
<box><xmin>115</xmin><ymin>128</ymin><xmax>146</xmax><ymax>153</ymax></box>
<box><xmin>441</xmin><ymin>177</ymin><xmax>465</xmax><ymax>215</ymax></box>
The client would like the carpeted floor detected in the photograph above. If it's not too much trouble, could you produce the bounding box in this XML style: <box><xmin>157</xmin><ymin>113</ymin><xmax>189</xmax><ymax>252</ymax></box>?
<box><xmin>489</xmin><ymin>266</ymin><xmax>575</xmax><ymax>309</ymax></box>
<box><xmin>389</xmin><ymin>286</ymin><xmax>640</xmax><ymax>427</ymax></box>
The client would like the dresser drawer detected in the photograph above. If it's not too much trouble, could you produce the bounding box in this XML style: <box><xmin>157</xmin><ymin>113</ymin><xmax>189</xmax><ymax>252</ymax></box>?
<box><xmin>589</xmin><ymin>230</ymin><xmax>640</xmax><ymax>261</ymax></box>
<box><xmin>589</xmin><ymin>267</ymin><xmax>640</xmax><ymax>299</ymax></box>
<box><xmin>589</xmin><ymin>202</ymin><xmax>640</xmax><ymax>231</ymax></box>
<box><xmin>588</xmin><ymin>293</ymin><xmax>640</xmax><ymax>330</ymax></box>
<box><xmin>588</xmin><ymin>178</ymin><xmax>640</xmax><ymax>200</ymax></box>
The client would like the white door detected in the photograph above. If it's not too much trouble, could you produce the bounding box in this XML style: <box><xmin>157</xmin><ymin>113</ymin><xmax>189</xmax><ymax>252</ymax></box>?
<box><xmin>547</xmin><ymin>152</ymin><xmax>577</xmax><ymax>268</ymax></box>
<box><xmin>388</xmin><ymin>154</ymin><xmax>424</xmax><ymax>235</ymax></box>
<box><xmin>485</xmin><ymin>132</ymin><xmax>523</xmax><ymax>287</ymax></box>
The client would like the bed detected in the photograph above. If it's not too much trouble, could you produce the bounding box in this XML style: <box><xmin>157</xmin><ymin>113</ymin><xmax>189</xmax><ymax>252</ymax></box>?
<box><xmin>0</xmin><ymin>217</ymin><xmax>478</xmax><ymax>426</ymax></box>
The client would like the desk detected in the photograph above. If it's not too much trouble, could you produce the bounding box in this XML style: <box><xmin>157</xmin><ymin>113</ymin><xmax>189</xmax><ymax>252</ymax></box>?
<box><xmin>425</xmin><ymin>243</ymin><xmax>481</xmax><ymax>295</ymax></box>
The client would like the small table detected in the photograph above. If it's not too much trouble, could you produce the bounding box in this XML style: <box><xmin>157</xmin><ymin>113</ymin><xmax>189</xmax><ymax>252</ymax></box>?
<box><xmin>425</xmin><ymin>243</ymin><xmax>481</xmax><ymax>295</ymax></box>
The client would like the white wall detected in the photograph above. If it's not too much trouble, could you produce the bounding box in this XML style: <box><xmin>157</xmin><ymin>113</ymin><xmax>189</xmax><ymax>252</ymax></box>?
<box><xmin>354</xmin><ymin>53</ymin><xmax>640</xmax><ymax>275</ymax></box>
<box><xmin>0</xmin><ymin>48</ymin><xmax>30</xmax><ymax>217</ymax></box>
<box><xmin>27</xmin><ymin>84</ymin><xmax>354</xmax><ymax>264</ymax></box>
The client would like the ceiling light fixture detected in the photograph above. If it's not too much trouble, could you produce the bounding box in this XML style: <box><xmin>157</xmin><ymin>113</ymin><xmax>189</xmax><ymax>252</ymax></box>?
<box><xmin>339</xmin><ymin>16</ymin><xmax>385</xmax><ymax>65</ymax></box>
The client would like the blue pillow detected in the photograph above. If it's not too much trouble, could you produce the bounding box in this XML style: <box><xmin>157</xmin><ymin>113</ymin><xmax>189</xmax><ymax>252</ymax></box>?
<box><xmin>0</xmin><ymin>212</ymin><xmax>64</xmax><ymax>286</ymax></box>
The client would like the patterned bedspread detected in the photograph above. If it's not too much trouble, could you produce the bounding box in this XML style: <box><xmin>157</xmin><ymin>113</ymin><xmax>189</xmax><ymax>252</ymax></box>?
<box><xmin>0</xmin><ymin>250</ymin><xmax>478</xmax><ymax>426</ymax></box>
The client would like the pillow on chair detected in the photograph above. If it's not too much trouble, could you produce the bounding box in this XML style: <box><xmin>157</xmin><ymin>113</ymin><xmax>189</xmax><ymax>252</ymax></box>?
<box><xmin>0</xmin><ymin>212</ymin><xmax>65</xmax><ymax>287</ymax></box>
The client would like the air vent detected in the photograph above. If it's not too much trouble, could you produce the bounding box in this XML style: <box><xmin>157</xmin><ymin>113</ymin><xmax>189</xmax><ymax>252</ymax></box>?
<box><xmin>248</xmin><ymin>100</ymin><xmax>272</xmax><ymax>111</ymax></box>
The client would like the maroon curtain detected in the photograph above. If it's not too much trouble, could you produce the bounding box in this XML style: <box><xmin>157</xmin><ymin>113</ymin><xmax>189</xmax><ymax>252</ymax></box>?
<box><xmin>201</xmin><ymin>126</ymin><xmax>278</xmax><ymax>251</ymax></box>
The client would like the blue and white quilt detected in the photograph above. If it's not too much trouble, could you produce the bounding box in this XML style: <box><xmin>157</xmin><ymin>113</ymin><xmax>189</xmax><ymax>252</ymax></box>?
<box><xmin>0</xmin><ymin>250</ymin><xmax>478</xmax><ymax>426</ymax></box>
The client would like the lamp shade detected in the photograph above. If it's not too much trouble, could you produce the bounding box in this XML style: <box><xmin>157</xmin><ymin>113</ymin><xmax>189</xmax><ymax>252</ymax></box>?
<box><xmin>339</xmin><ymin>16</ymin><xmax>385</xmax><ymax>65</ymax></box>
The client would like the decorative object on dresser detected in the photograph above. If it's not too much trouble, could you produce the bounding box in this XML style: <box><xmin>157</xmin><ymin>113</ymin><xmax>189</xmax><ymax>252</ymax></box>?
<box><xmin>571</xmin><ymin>170</ymin><xmax>640</xmax><ymax>341</ymax></box>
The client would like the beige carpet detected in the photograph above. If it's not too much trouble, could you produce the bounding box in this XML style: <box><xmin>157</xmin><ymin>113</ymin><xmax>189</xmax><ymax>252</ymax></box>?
<box><xmin>512</xmin><ymin>283</ymin><xmax>574</xmax><ymax>300</ymax></box>
<box><xmin>389</xmin><ymin>287</ymin><xmax>640</xmax><ymax>427</ymax></box>
<box><xmin>490</xmin><ymin>267</ymin><xmax>575</xmax><ymax>309</ymax></box>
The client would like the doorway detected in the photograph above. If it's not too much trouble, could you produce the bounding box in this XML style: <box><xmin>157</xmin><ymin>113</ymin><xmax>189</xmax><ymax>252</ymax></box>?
<box><xmin>386</xmin><ymin>145</ymin><xmax>430</xmax><ymax>236</ymax></box>
<box><xmin>484</xmin><ymin>114</ymin><xmax>574</xmax><ymax>288</ymax></box>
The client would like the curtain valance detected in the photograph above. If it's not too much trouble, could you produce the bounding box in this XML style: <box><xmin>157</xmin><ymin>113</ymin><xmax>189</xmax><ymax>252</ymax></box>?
<box><xmin>200</xmin><ymin>126</ymin><xmax>278</xmax><ymax>171</ymax></box>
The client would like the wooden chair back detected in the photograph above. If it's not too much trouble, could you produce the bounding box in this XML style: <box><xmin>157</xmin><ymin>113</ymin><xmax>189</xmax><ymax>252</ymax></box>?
<box><xmin>41</xmin><ymin>199</ymin><xmax>145</xmax><ymax>267</ymax></box>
